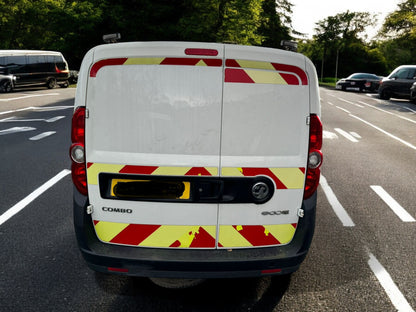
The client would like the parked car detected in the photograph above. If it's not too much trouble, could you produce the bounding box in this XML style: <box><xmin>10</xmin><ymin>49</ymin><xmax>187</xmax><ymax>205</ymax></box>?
<box><xmin>336</xmin><ymin>73</ymin><xmax>382</xmax><ymax>92</ymax></box>
<box><xmin>378</xmin><ymin>65</ymin><xmax>416</xmax><ymax>100</ymax></box>
<box><xmin>68</xmin><ymin>70</ymin><xmax>78</xmax><ymax>84</ymax></box>
<box><xmin>0</xmin><ymin>67</ymin><xmax>14</xmax><ymax>93</ymax></box>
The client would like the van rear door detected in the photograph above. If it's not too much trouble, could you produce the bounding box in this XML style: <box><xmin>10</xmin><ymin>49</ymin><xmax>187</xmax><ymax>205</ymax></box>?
<box><xmin>218</xmin><ymin>46</ymin><xmax>310</xmax><ymax>249</ymax></box>
<box><xmin>85</xmin><ymin>43</ymin><xmax>224</xmax><ymax>249</ymax></box>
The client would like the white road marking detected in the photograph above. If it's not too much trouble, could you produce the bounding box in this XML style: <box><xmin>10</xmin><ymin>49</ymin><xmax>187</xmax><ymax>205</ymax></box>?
<box><xmin>0</xmin><ymin>169</ymin><xmax>71</xmax><ymax>226</ymax></box>
<box><xmin>0</xmin><ymin>127</ymin><xmax>36</xmax><ymax>135</ymax></box>
<box><xmin>370</xmin><ymin>186</ymin><xmax>415</xmax><ymax>222</ymax></box>
<box><xmin>323</xmin><ymin>130</ymin><xmax>338</xmax><ymax>140</ymax></box>
<box><xmin>0</xmin><ymin>93</ymin><xmax>60</xmax><ymax>102</ymax></box>
<box><xmin>368</xmin><ymin>253</ymin><xmax>415</xmax><ymax>312</ymax></box>
<box><xmin>46</xmin><ymin>116</ymin><xmax>65</xmax><ymax>122</ymax></box>
<box><xmin>320</xmin><ymin>175</ymin><xmax>355</xmax><ymax>227</ymax></box>
<box><xmin>403</xmin><ymin>106</ymin><xmax>416</xmax><ymax>113</ymax></box>
<box><xmin>350</xmin><ymin>114</ymin><xmax>416</xmax><ymax>150</ymax></box>
<box><xmin>336</xmin><ymin>106</ymin><xmax>351</xmax><ymax>114</ymax></box>
<box><xmin>338</xmin><ymin>98</ymin><xmax>364</xmax><ymax>108</ymax></box>
<box><xmin>334</xmin><ymin>128</ymin><xmax>359</xmax><ymax>143</ymax></box>
<box><xmin>0</xmin><ymin>117</ymin><xmax>45</xmax><ymax>122</ymax></box>
<box><xmin>29</xmin><ymin>131</ymin><xmax>56</xmax><ymax>141</ymax></box>
<box><xmin>0</xmin><ymin>105</ymin><xmax>73</xmax><ymax>115</ymax></box>
<box><xmin>350</xmin><ymin>132</ymin><xmax>362</xmax><ymax>139</ymax></box>
<box><xmin>358</xmin><ymin>101</ymin><xmax>416</xmax><ymax>125</ymax></box>
<box><xmin>0</xmin><ymin>115</ymin><xmax>66</xmax><ymax>123</ymax></box>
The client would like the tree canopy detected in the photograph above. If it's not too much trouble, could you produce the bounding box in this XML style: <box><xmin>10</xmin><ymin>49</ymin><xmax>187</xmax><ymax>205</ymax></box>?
<box><xmin>0</xmin><ymin>0</ymin><xmax>293</xmax><ymax>68</ymax></box>
<box><xmin>0</xmin><ymin>0</ymin><xmax>415</xmax><ymax>78</ymax></box>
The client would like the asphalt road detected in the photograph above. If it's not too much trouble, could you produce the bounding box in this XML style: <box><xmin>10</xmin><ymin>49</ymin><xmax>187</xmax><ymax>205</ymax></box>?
<box><xmin>0</xmin><ymin>87</ymin><xmax>415</xmax><ymax>311</ymax></box>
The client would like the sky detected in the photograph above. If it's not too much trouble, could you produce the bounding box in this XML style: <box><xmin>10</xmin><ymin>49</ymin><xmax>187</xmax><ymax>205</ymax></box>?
<box><xmin>290</xmin><ymin>0</ymin><xmax>402</xmax><ymax>39</ymax></box>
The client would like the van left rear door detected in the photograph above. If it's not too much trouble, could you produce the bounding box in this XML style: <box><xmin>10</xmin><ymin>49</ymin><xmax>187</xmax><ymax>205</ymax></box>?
<box><xmin>85</xmin><ymin>42</ymin><xmax>224</xmax><ymax>249</ymax></box>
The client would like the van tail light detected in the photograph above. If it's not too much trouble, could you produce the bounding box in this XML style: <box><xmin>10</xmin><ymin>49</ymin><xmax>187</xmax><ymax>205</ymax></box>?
<box><xmin>70</xmin><ymin>107</ymin><xmax>87</xmax><ymax>195</ymax></box>
<box><xmin>304</xmin><ymin>114</ymin><xmax>323</xmax><ymax>199</ymax></box>
<box><xmin>55</xmin><ymin>65</ymin><xmax>69</xmax><ymax>74</ymax></box>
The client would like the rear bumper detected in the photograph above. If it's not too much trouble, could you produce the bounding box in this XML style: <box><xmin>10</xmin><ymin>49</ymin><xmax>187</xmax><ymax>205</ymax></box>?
<box><xmin>73</xmin><ymin>188</ymin><xmax>317</xmax><ymax>279</ymax></box>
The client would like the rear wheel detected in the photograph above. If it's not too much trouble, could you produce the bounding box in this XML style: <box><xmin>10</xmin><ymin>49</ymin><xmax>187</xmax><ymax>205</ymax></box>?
<box><xmin>149</xmin><ymin>278</ymin><xmax>206</xmax><ymax>289</ymax></box>
<box><xmin>46</xmin><ymin>78</ymin><xmax>56</xmax><ymax>89</ymax></box>
<box><xmin>59</xmin><ymin>80</ymin><xmax>69</xmax><ymax>88</ymax></box>
<box><xmin>379</xmin><ymin>88</ymin><xmax>391</xmax><ymax>100</ymax></box>
<box><xmin>0</xmin><ymin>80</ymin><xmax>12</xmax><ymax>93</ymax></box>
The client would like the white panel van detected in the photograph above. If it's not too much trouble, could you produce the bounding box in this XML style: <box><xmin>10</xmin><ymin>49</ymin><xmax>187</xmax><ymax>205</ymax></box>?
<box><xmin>70</xmin><ymin>42</ymin><xmax>322</xmax><ymax>284</ymax></box>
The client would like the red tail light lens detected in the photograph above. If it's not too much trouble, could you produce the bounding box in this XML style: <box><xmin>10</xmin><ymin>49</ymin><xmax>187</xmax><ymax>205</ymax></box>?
<box><xmin>304</xmin><ymin>114</ymin><xmax>323</xmax><ymax>199</ymax></box>
<box><xmin>71</xmin><ymin>107</ymin><xmax>85</xmax><ymax>143</ymax></box>
<box><xmin>309</xmin><ymin>114</ymin><xmax>322</xmax><ymax>150</ymax></box>
<box><xmin>71</xmin><ymin>162</ymin><xmax>87</xmax><ymax>195</ymax></box>
<box><xmin>70</xmin><ymin>107</ymin><xmax>87</xmax><ymax>195</ymax></box>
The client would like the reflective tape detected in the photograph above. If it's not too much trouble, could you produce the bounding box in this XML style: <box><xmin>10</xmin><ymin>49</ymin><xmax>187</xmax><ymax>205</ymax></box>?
<box><xmin>225</xmin><ymin>59</ymin><xmax>308</xmax><ymax>85</ymax></box>
<box><xmin>90</xmin><ymin>57</ymin><xmax>223</xmax><ymax>77</ymax></box>
<box><xmin>218</xmin><ymin>224</ymin><xmax>297</xmax><ymax>248</ymax></box>
<box><xmin>94</xmin><ymin>221</ymin><xmax>216</xmax><ymax>248</ymax></box>
<box><xmin>87</xmin><ymin>163</ymin><xmax>305</xmax><ymax>189</ymax></box>
<box><xmin>87</xmin><ymin>163</ymin><xmax>218</xmax><ymax>185</ymax></box>
<box><xmin>89</xmin><ymin>57</ymin><xmax>307</xmax><ymax>86</ymax></box>
<box><xmin>93</xmin><ymin>221</ymin><xmax>297</xmax><ymax>248</ymax></box>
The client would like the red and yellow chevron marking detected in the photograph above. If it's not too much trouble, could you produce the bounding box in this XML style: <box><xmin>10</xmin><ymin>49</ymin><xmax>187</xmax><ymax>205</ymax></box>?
<box><xmin>90</xmin><ymin>57</ymin><xmax>223</xmax><ymax>77</ymax></box>
<box><xmin>218</xmin><ymin>224</ymin><xmax>297</xmax><ymax>248</ymax></box>
<box><xmin>221</xmin><ymin>167</ymin><xmax>305</xmax><ymax>189</ymax></box>
<box><xmin>93</xmin><ymin>221</ymin><xmax>297</xmax><ymax>248</ymax></box>
<box><xmin>86</xmin><ymin>163</ymin><xmax>305</xmax><ymax>189</ymax></box>
<box><xmin>93</xmin><ymin>221</ymin><xmax>217</xmax><ymax>248</ymax></box>
<box><xmin>225</xmin><ymin>59</ymin><xmax>308</xmax><ymax>85</ymax></box>
<box><xmin>87</xmin><ymin>163</ymin><xmax>218</xmax><ymax>185</ymax></box>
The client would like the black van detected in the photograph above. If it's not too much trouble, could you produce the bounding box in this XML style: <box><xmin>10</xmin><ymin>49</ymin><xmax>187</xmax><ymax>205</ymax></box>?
<box><xmin>0</xmin><ymin>50</ymin><xmax>70</xmax><ymax>91</ymax></box>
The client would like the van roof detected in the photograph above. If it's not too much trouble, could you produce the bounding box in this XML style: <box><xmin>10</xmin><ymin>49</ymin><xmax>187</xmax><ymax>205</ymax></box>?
<box><xmin>0</xmin><ymin>50</ymin><xmax>63</xmax><ymax>56</ymax></box>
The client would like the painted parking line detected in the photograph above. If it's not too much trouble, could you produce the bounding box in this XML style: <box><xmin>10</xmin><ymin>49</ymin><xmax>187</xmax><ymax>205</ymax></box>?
<box><xmin>350</xmin><ymin>114</ymin><xmax>416</xmax><ymax>151</ymax></box>
<box><xmin>0</xmin><ymin>116</ymin><xmax>66</xmax><ymax>123</ymax></box>
<box><xmin>320</xmin><ymin>175</ymin><xmax>355</xmax><ymax>227</ymax></box>
<box><xmin>29</xmin><ymin>131</ymin><xmax>56</xmax><ymax>141</ymax></box>
<box><xmin>0</xmin><ymin>127</ymin><xmax>36</xmax><ymax>135</ymax></box>
<box><xmin>0</xmin><ymin>93</ymin><xmax>60</xmax><ymax>102</ymax></box>
<box><xmin>358</xmin><ymin>101</ymin><xmax>416</xmax><ymax>125</ymax></box>
<box><xmin>334</xmin><ymin>128</ymin><xmax>359</xmax><ymax>143</ymax></box>
<box><xmin>368</xmin><ymin>253</ymin><xmax>415</xmax><ymax>312</ymax></box>
<box><xmin>370</xmin><ymin>186</ymin><xmax>415</xmax><ymax>222</ymax></box>
<box><xmin>0</xmin><ymin>169</ymin><xmax>71</xmax><ymax>226</ymax></box>
<box><xmin>338</xmin><ymin>97</ymin><xmax>365</xmax><ymax>108</ymax></box>
<box><xmin>0</xmin><ymin>105</ymin><xmax>73</xmax><ymax>116</ymax></box>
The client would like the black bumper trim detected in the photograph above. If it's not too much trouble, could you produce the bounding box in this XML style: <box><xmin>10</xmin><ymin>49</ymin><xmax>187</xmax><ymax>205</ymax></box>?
<box><xmin>73</xmin><ymin>187</ymin><xmax>316</xmax><ymax>279</ymax></box>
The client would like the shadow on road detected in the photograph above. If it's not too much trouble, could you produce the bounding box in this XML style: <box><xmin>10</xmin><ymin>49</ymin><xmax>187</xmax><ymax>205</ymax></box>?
<box><xmin>94</xmin><ymin>272</ymin><xmax>292</xmax><ymax>311</ymax></box>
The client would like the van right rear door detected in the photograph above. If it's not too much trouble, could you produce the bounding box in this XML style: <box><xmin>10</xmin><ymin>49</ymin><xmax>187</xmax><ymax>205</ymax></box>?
<box><xmin>217</xmin><ymin>45</ymin><xmax>310</xmax><ymax>249</ymax></box>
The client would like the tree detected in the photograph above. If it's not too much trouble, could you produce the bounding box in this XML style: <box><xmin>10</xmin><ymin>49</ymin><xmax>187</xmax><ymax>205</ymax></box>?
<box><xmin>380</xmin><ymin>0</ymin><xmax>416</xmax><ymax>37</ymax></box>
<box><xmin>378</xmin><ymin>0</ymin><xmax>416</xmax><ymax>72</ymax></box>
<box><xmin>259</xmin><ymin>0</ymin><xmax>292</xmax><ymax>48</ymax></box>
<box><xmin>301</xmin><ymin>11</ymin><xmax>386</xmax><ymax>79</ymax></box>
<box><xmin>178</xmin><ymin>0</ymin><xmax>264</xmax><ymax>45</ymax></box>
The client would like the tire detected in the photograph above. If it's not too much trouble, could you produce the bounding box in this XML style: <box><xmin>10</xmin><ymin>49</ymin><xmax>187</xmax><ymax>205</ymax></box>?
<box><xmin>379</xmin><ymin>88</ymin><xmax>391</xmax><ymax>100</ymax></box>
<box><xmin>59</xmin><ymin>80</ymin><xmax>69</xmax><ymax>88</ymax></box>
<box><xmin>0</xmin><ymin>80</ymin><xmax>12</xmax><ymax>93</ymax></box>
<box><xmin>149</xmin><ymin>278</ymin><xmax>206</xmax><ymax>289</ymax></box>
<box><xmin>46</xmin><ymin>78</ymin><xmax>57</xmax><ymax>89</ymax></box>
